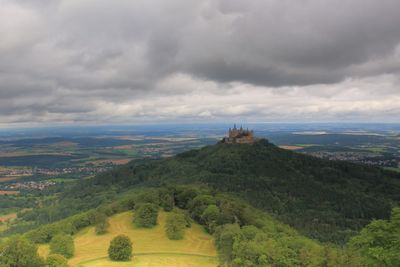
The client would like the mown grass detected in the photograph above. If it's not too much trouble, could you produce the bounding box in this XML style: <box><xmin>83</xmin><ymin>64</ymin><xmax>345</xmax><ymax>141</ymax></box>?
<box><xmin>39</xmin><ymin>211</ymin><xmax>217</xmax><ymax>267</ymax></box>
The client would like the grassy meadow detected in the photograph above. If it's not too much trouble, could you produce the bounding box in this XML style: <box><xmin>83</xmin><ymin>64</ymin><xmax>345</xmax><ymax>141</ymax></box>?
<box><xmin>39</xmin><ymin>211</ymin><xmax>217</xmax><ymax>267</ymax></box>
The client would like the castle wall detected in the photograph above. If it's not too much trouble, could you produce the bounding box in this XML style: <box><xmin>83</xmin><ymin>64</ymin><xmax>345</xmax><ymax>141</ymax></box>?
<box><xmin>224</xmin><ymin>130</ymin><xmax>255</xmax><ymax>144</ymax></box>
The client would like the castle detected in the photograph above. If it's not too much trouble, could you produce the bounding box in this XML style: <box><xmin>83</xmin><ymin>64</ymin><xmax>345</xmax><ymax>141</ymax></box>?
<box><xmin>223</xmin><ymin>124</ymin><xmax>255</xmax><ymax>144</ymax></box>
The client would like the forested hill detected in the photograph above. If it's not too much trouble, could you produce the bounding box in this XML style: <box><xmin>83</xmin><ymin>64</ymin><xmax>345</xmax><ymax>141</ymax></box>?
<box><xmin>9</xmin><ymin>139</ymin><xmax>399</xmax><ymax>245</ymax></box>
<box><xmin>86</xmin><ymin>139</ymin><xmax>400</xmax><ymax>243</ymax></box>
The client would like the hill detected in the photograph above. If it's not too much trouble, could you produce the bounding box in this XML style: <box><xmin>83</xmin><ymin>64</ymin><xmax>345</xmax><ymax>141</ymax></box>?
<box><xmin>38</xmin><ymin>210</ymin><xmax>217</xmax><ymax>267</ymax></box>
<box><xmin>87</xmin><ymin>139</ymin><xmax>400</xmax><ymax>243</ymax></box>
<box><xmin>12</xmin><ymin>184</ymin><xmax>365</xmax><ymax>267</ymax></box>
<box><xmin>4</xmin><ymin>139</ymin><xmax>400</xmax><ymax>246</ymax></box>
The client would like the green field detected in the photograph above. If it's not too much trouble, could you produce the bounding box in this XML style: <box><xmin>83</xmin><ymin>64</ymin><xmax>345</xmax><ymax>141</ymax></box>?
<box><xmin>384</xmin><ymin>167</ymin><xmax>400</xmax><ymax>173</ymax></box>
<box><xmin>39</xmin><ymin>211</ymin><xmax>217</xmax><ymax>267</ymax></box>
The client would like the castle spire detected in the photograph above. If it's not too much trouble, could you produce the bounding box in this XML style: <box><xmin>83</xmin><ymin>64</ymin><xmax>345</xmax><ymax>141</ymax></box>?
<box><xmin>224</xmin><ymin>124</ymin><xmax>255</xmax><ymax>144</ymax></box>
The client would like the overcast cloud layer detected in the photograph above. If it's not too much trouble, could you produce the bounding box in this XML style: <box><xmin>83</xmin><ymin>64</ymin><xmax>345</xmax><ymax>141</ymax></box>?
<box><xmin>1</xmin><ymin>0</ymin><xmax>400</xmax><ymax>126</ymax></box>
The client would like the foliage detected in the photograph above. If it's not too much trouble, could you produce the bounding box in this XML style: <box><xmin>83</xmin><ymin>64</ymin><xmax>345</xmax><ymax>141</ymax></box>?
<box><xmin>188</xmin><ymin>194</ymin><xmax>216</xmax><ymax>221</ymax></box>
<box><xmin>165</xmin><ymin>210</ymin><xmax>187</xmax><ymax>240</ymax></box>
<box><xmin>24</xmin><ymin>209</ymin><xmax>117</xmax><ymax>243</ymax></box>
<box><xmin>108</xmin><ymin>234</ymin><xmax>132</xmax><ymax>261</ymax></box>
<box><xmin>95</xmin><ymin>214</ymin><xmax>110</xmax><ymax>235</ymax></box>
<box><xmin>49</xmin><ymin>234</ymin><xmax>74</xmax><ymax>259</ymax></box>
<box><xmin>201</xmin><ymin>204</ymin><xmax>221</xmax><ymax>233</ymax></box>
<box><xmin>2</xmin><ymin>139</ymin><xmax>399</xmax><ymax>265</ymax></box>
<box><xmin>349</xmin><ymin>207</ymin><xmax>400</xmax><ymax>266</ymax></box>
<box><xmin>46</xmin><ymin>254</ymin><xmax>69</xmax><ymax>267</ymax></box>
<box><xmin>118</xmin><ymin>140</ymin><xmax>400</xmax><ymax>243</ymax></box>
<box><xmin>159</xmin><ymin>187</ymin><xmax>175</xmax><ymax>211</ymax></box>
<box><xmin>134</xmin><ymin>203</ymin><xmax>158</xmax><ymax>228</ymax></box>
<box><xmin>0</xmin><ymin>236</ymin><xmax>44</xmax><ymax>267</ymax></box>
<box><xmin>214</xmin><ymin>224</ymin><xmax>241</xmax><ymax>263</ymax></box>
<box><xmin>5</xmin><ymin>140</ymin><xmax>400</xmax><ymax>244</ymax></box>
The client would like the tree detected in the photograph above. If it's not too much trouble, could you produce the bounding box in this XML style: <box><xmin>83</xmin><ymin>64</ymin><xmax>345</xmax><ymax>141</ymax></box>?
<box><xmin>187</xmin><ymin>194</ymin><xmax>216</xmax><ymax>220</ymax></box>
<box><xmin>214</xmin><ymin>224</ymin><xmax>241</xmax><ymax>263</ymax></box>
<box><xmin>165</xmin><ymin>211</ymin><xmax>186</xmax><ymax>240</ymax></box>
<box><xmin>134</xmin><ymin>203</ymin><xmax>158</xmax><ymax>228</ymax></box>
<box><xmin>0</xmin><ymin>236</ymin><xmax>44</xmax><ymax>267</ymax></box>
<box><xmin>46</xmin><ymin>254</ymin><xmax>69</xmax><ymax>267</ymax></box>
<box><xmin>176</xmin><ymin>187</ymin><xmax>199</xmax><ymax>209</ymax></box>
<box><xmin>108</xmin><ymin>235</ymin><xmax>132</xmax><ymax>261</ymax></box>
<box><xmin>159</xmin><ymin>186</ymin><xmax>176</xmax><ymax>211</ymax></box>
<box><xmin>201</xmin><ymin>204</ymin><xmax>221</xmax><ymax>233</ymax></box>
<box><xmin>349</xmin><ymin>207</ymin><xmax>400</xmax><ymax>266</ymax></box>
<box><xmin>49</xmin><ymin>235</ymin><xmax>74</xmax><ymax>259</ymax></box>
<box><xmin>95</xmin><ymin>216</ymin><xmax>110</xmax><ymax>235</ymax></box>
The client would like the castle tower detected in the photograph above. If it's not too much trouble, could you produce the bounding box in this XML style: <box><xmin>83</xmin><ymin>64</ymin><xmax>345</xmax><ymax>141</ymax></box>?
<box><xmin>224</xmin><ymin>125</ymin><xmax>255</xmax><ymax>144</ymax></box>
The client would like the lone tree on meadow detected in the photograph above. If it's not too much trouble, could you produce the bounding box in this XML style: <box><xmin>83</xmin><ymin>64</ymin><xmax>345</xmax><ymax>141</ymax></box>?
<box><xmin>108</xmin><ymin>235</ymin><xmax>133</xmax><ymax>261</ymax></box>
<box><xmin>134</xmin><ymin>203</ymin><xmax>158</xmax><ymax>228</ymax></box>
<box><xmin>49</xmin><ymin>234</ymin><xmax>74</xmax><ymax>259</ymax></box>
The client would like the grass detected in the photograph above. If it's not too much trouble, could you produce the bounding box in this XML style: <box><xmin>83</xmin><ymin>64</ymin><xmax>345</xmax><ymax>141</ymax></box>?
<box><xmin>0</xmin><ymin>208</ymin><xmax>19</xmax><ymax>216</ymax></box>
<box><xmin>39</xmin><ymin>211</ymin><xmax>217</xmax><ymax>267</ymax></box>
<box><xmin>294</xmin><ymin>144</ymin><xmax>320</xmax><ymax>147</ymax></box>
<box><xmin>0</xmin><ymin>223</ymin><xmax>8</xmax><ymax>232</ymax></box>
<box><xmin>113</xmin><ymin>148</ymin><xmax>138</xmax><ymax>157</ymax></box>
<box><xmin>78</xmin><ymin>254</ymin><xmax>217</xmax><ymax>267</ymax></box>
<box><xmin>364</xmin><ymin>146</ymin><xmax>387</xmax><ymax>153</ymax></box>
<box><xmin>384</xmin><ymin>167</ymin><xmax>400</xmax><ymax>173</ymax></box>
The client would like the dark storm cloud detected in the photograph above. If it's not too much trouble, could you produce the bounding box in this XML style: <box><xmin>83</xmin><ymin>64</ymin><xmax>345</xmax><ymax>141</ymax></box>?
<box><xmin>0</xmin><ymin>0</ymin><xmax>400</xmax><ymax>125</ymax></box>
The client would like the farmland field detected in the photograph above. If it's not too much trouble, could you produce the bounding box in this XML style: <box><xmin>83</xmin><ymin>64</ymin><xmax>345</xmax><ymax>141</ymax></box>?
<box><xmin>0</xmin><ymin>190</ymin><xmax>19</xmax><ymax>195</ymax></box>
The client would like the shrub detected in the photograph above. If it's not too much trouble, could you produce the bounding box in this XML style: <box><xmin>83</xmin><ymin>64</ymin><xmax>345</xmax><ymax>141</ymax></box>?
<box><xmin>134</xmin><ymin>203</ymin><xmax>158</xmax><ymax>228</ymax></box>
<box><xmin>165</xmin><ymin>211</ymin><xmax>187</xmax><ymax>240</ymax></box>
<box><xmin>49</xmin><ymin>235</ymin><xmax>74</xmax><ymax>259</ymax></box>
<box><xmin>108</xmin><ymin>235</ymin><xmax>132</xmax><ymax>261</ymax></box>
<box><xmin>95</xmin><ymin>218</ymin><xmax>110</xmax><ymax>235</ymax></box>
<box><xmin>46</xmin><ymin>254</ymin><xmax>69</xmax><ymax>267</ymax></box>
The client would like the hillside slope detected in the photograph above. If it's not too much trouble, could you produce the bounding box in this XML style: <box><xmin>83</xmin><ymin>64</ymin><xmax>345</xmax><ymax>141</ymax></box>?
<box><xmin>8</xmin><ymin>139</ymin><xmax>400</xmax><ymax>245</ymax></box>
<box><xmin>88</xmin><ymin>139</ymin><xmax>400</xmax><ymax>243</ymax></box>
<box><xmin>38</xmin><ymin>211</ymin><xmax>217</xmax><ymax>267</ymax></box>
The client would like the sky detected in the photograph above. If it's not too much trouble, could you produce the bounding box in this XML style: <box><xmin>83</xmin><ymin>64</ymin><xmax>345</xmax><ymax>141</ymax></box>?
<box><xmin>1</xmin><ymin>0</ymin><xmax>400</xmax><ymax>127</ymax></box>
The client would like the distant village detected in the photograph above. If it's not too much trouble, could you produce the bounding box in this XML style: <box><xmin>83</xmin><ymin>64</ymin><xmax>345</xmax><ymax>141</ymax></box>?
<box><xmin>306</xmin><ymin>151</ymin><xmax>400</xmax><ymax>169</ymax></box>
<box><xmin>0</xmin><ymin>166</ymin><xmax>112</xmax><ymax>178</ymax></box>
<box><xmin>3</xmin><ymin>180</ymin><xmax>56</xmax><ymax>191</ymax></box>
<box><xmin>0</xmin><ymin>166</ymin><xmax>113</xmax><ymax>192</ymax></box>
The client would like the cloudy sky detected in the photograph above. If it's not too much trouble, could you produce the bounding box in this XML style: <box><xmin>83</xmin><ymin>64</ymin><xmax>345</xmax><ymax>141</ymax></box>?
<box><xmin>1</xmin><ymin>0</ymin><xmax>400</xmax><ymax>127</ymax></box>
